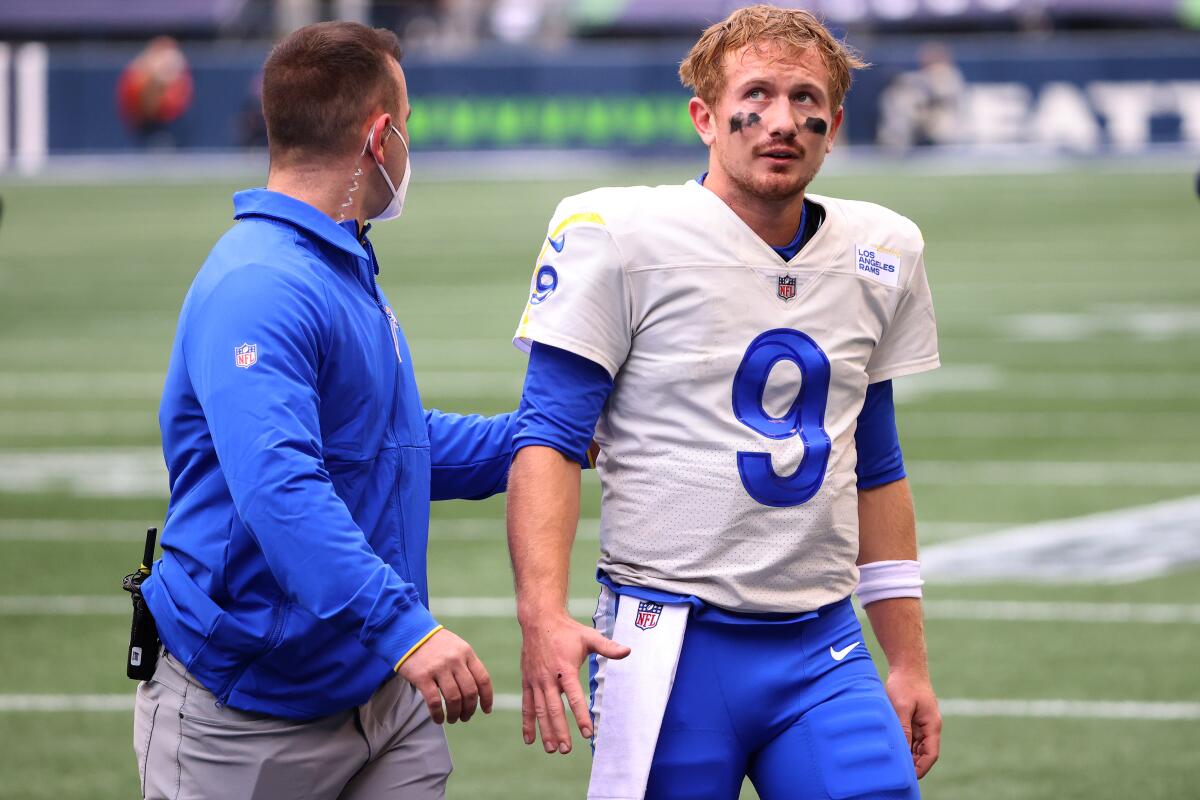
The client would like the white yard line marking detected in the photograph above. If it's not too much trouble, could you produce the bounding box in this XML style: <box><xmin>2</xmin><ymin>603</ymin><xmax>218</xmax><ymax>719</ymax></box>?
<box><xmin>0</xmin><ymin>517</ymin><xmax>983</xmax><ymax>544</ymax></box>
<box><xmin>922</xmin><ymin>600</ymin><xmax>1200</xmax><ymax>625</ymax></box>
<box><xmin>897</xmin><ymin>411</ymin><xmax>1200</xmax><ymax>440</ymax></box>
<box><xmin>4</xmin><ymin>408</ymin><xmax>1198</xmax><ymax>443</ymax></box>
<box><xmin>6</xmin><ymin>595</ymin><xmax>1200</xmax><ymax>625</ymax></box>
<box><xmin>0</xmin><ymin>371</ymin><xmax>522</xmax><ymax>400</ymax></box>
<box><xmin>0</xmin><ymin>519</ymin><xmax>151</xmax><ymax>541</ymax></box>
<box><xmin>0</xmin><ymin>596</ymin><xmax>130</xmax><ymax>615</ymax></box>
<box><xmin>0</xmin><ymin>411</ymin><xmax>158</xmax><ymax>436</ymax></box>
<box><xmin>0</xmin><ymin>695</ymin><xmax>134</xmax><ymax>712</ymax></box>
<box><xmin>5</xmin><ymin>364</ymin><xmax>1200</xmax><ymax>403</ymax></box>
<box><xmin>3</xmin><ymin>448</ymin><xmax>1197</xmax><ymax>497</ymax></box>
<box><xmin>891</xmin><ymin>365</ymin><xmax>1001</xmax><ymax>401</ymax></box>
<box><xmin>0</xmin><ymin>448</ymin><xmax>168</xmax><ymax>497</ymax></box>
<box><xmin>910</xmin><ymin>462</ymin><xmax>1200</xmax><ymax>488</ymax></box>
<box><xmin>936</xmin><ymin>699</ymin><xmax>1200</xmax><ymax>721</ymax></box>
<box><xmin>922</xmin><ymin>494</ymin><xmax>1200</xmax><ymax>583</ymax></box>
<box><xmin>2</xmin><ymin>693</ymin><xmax>1197</xmax><ymax>719</ymax></box>
<box><xmin>1000</xmin><ymin>307</ymin><xmax>1200</xmax><ymax>343</ymax></box>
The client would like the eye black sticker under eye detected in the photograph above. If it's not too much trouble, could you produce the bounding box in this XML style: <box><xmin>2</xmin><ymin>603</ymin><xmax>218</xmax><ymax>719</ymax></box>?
<box><xmin>803</xmin><ymin>117</ymin><xmax>828</xmax><ymax>135</ymax></box>
<box><xmin>729</xmin><ymin>112</ymin><xmax>762</xmax><ymax>134</ymax></box>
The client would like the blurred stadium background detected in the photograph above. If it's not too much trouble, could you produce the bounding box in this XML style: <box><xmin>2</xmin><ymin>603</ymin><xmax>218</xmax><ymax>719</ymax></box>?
<box><xmin>1</xmin><ymin>1</ymin><xmax>1198</xmax><ymax>798</ymax></box>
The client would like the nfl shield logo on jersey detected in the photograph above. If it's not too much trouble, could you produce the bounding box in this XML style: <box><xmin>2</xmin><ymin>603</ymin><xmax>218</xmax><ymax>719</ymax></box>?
<box><xmin>777</xmin><ymin>275</ymin><xmax>797</xmax><ymax>301</ymax></box>
<box><xmin>634</xmin><ymin>601</ymin><xmax>663</xmax><ymax>631</ymax></box>
<box><xmin>234</xmin><ymin>343</ymin><xmax>257</xmax><ymax>369</ymax></box>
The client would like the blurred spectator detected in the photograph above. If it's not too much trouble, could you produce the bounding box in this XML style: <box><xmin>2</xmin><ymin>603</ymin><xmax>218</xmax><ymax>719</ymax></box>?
<box><xmin>236</xmin><ymin>70</ymin><xmax>268</xmax><ymax>148</ymax></box>
<box><xmin>115</xmin><ymin>36</ymin><xmax>194</xmax><ymax>147</ymax></box>
<box><xmin>490</xmin><ymin>0</ymin><xmax>568</xmax><ymax>47</ymax></box>
<box><xmin>877</xmin><ymin>43</ymin><xmax>966</xmax><ymax>150</ymax></box>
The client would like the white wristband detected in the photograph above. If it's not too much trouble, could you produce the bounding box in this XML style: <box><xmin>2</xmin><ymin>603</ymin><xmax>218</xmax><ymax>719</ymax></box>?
<box><xmin>855</xmin><ymin>559</ymin><xmax>923</xmax><ymax>606</ymax></box>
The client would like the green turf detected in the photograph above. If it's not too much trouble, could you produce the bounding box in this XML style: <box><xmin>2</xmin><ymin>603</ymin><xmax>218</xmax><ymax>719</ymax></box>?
<box><xmin>1</xmin><ymin>164</ymin><xmax>1198</xmax><ymax>799</ymax></box>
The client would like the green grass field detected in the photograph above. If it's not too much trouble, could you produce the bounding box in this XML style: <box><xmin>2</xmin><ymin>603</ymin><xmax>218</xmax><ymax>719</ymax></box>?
<box><xmin>1</xmin><ymin>163</ymin><xmax>1198</xmax><ymax>799</ymax></box>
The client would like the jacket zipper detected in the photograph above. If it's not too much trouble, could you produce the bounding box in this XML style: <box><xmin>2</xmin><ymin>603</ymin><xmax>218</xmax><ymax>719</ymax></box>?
<box><xmin>360</xmin><ymin>235</ymin><xmax>410</xmax><ymax>569</ymax></box>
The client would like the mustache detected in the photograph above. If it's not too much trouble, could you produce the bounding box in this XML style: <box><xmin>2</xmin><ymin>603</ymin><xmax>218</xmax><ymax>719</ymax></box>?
<box><xmin>753</xmin><ymin>143</ymin><xmax>805</xmax><ymax>157</ymax></box>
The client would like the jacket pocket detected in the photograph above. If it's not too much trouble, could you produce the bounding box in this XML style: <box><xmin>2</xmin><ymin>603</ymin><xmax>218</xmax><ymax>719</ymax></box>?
<box><xmin>324</xmin><ymin>455</ymin><xmax>375</xmax><ymax>515</ymax></box>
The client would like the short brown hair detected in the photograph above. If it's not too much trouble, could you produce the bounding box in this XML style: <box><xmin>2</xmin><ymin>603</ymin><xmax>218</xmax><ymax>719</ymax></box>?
<box><xmin>679</xmin><ymin>5</ymin><xmax>867</xmax><ymax>112</ymax></box>
<box><xmin>262</xmin><ymin>21</ymin><xmax>402</xmax><ymax>158</ymax></box>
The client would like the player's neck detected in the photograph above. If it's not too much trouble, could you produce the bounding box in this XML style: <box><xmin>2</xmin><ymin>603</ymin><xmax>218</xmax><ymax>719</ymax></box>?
<box><xmin>703</xmin><ymin>172</ymin><xmax>806</xmax><ymax>248</ymax></box>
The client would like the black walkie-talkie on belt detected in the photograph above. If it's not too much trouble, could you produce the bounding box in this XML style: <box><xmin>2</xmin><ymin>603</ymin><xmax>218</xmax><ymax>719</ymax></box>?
<box><xmin>122</xmin><ymin>527</ymin><xmax>160</xmax><ymax>681</ymax></box>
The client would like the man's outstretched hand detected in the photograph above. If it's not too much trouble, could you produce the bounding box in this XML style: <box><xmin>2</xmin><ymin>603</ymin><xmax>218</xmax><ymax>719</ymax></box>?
<box><xmin>519</xmin><ymin>611</ymin><xmax>630</xmax><ymax>754</ymax></box>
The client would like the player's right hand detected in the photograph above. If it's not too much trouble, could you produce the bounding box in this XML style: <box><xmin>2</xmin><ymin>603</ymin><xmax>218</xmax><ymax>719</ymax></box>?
<box><xmin>397</xmin><ymin>628</ymin><xmax>493</xmax><ymax>725</ymax></box>
<box><xmin>519</xmin><ymin>611</ymin><xmax>630</xmax><ymax>754</ymax></box>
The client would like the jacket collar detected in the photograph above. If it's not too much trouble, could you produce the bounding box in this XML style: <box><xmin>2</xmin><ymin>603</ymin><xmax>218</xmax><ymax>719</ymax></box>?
<box><xmin>233</xmin><ymin>188</ymin><xmax>368</xmax><ymax>262</ymax></box>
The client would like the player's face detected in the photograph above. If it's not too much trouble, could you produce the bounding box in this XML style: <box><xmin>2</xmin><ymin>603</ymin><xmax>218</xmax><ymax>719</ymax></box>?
<box><xmin>698</xmin><ymin>43</ymin><xmax>843</xmax><ymax>202</ymax></box>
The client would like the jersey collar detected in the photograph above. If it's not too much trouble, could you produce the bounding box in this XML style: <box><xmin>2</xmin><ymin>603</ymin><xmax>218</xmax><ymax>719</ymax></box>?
<box><xmin>233</xmin><ymin>189</ymin><xmax>369</xmax><ymax>262</ymax></box>
<box><xmin>686</xmin><ymin>179</ymin><xmax>839</xmax><ymax>267</ymax></box>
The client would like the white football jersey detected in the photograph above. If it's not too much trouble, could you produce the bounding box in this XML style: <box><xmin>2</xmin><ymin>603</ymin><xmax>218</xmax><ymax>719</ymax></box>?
<box><xmin>514</xmin><ymin>180</ymin><xmax>939</xmax><ymax>613</ymax></box>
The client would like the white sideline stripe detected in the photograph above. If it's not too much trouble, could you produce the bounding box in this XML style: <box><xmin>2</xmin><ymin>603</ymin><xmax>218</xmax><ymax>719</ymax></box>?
<box><xmin>0</xmin><ymin>518</ymin><xmax>985</xmax><ymax>544</ymax></box>
<box><xmin>0</xmin><ymin>371</ymin><xmax>521</xmax><ymax>400</ymax></box>
<box><xmin>5</xmin><ymin>409</ymin><xmax>1200</xmax><ymax>443</ymax></box>
<box><xmin>5</xmin><ymin>410</ymin><xmax>1199</xmax><ymax>443</ymax></box>
<box><xmin>3</xmin><ymin>448</ymin><xmax>1199</xmax><ymax>498</ymax></box>
<box><xmin>911</xmin><ymin>461</ymin><xmax>1200</xmax><ymax>488</ymax></box>
<box><xmin>0</xmin><ymin>519</ymin><xmax>153</xmax><ymax>541</ymax></box>
<box><xmin>922</xmin><ymin>494</ymin><xmax>1200</xmax><ymax>583</ymax></box>
<box><xmin>921</xmin><ymin>600</ymin><xmax>1200</xmax><ymax>625</ymax></box>
<box><xmin>2</xmin><ymin>693</ymin><xmax>1198</xmax><ymax>720</ymax></box>
<box><xmin>936</xmin><ymin>699</ymin><xmax>1200</xmax><ymax>721</ymax></box>
<box><xmin>897</xmin><ymin>411</ymin><xmax>1200</xmax><ymax>440</ymax></box>
<box><xmin>5</xmin><ymin>366</ymin><xmax>1200</xmax><ymax>401</ymax></box>
<box><xmin>6</xmin><ymin>595</ymin><xmax>1200</xmax><ymax>625</ymax></box>
<box><xmin>0</xmin><ymin>695</ymin><xmax>133</xmax><ymax>712</ymax></box>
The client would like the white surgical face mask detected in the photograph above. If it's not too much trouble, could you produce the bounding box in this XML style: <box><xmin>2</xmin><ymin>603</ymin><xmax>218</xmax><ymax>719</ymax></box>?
<box><xmin>363</xmin><ymin>123</ymin><xmax>411</xmax><ymax>222</ymax></box>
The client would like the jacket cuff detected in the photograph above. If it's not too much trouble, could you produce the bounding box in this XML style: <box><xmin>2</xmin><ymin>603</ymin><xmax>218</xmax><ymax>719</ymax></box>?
<box><xmin>367</xmin><ymin>602</ymin><xmax>441</xmax><ymax>672</ymax></box>
<box><xmin>393</xmin><ymin>624</ymin><xmax>444</xmax><ymax>672</ymax></box>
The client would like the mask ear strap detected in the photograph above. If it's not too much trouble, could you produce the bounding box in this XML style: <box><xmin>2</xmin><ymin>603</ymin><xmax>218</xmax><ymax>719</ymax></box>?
<box><xmin>365</xmin><ymin>116</ymin><xmax>390</xmax><ymax>161</ymax></box>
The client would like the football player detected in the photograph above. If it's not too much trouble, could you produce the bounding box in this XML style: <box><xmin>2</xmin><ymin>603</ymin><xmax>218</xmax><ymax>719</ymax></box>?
<box><xmin>506</xmin><ymin>6</ymin><xmax>942</xmax><ymax>798</ymax></box>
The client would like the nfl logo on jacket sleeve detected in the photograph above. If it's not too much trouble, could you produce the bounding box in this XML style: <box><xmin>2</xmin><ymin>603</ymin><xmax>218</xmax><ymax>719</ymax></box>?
<box><xmin>234</xmin><ymin>343</ymin><xmax>258</xmax><ymax>368</ymax></box>
<box><xmin>634</xmin><ymin>601</ymin><xmax>663</xmax><ymax>630</ymax></box>
<box><xmin>777</xmin><ymin>275</ymin><xmax>797</xmax><ymax>300</ymax></box>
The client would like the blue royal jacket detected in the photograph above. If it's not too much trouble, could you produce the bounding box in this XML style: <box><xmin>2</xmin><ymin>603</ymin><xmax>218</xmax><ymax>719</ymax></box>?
<box><xmin>143</xmin><ymin>189</ymin><xmax>515</xmax><ymax>720</ymax></box>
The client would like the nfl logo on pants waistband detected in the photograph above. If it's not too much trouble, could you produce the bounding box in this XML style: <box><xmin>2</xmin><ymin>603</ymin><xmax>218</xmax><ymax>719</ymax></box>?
<box><xmin>634</xmin><ymin>601</ymin><xmax>663</xmax><ymax>631</ymax></box>
<box><xmin>777</xmin><ymin>275</ymin><xmax>797</xmax><ymax>301</ymax></box>
<box><xmin>234</xmin><ymin>343</ymin><xmax>258</xmax><ymax>369</ymax></box>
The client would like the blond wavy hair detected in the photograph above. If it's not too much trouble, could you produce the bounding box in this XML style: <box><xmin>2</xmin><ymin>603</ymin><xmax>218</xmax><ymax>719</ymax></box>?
<box><xmin>679</xmin><ymin>4</ymin><xmax>868</xmax><ymax>112</ymax></box>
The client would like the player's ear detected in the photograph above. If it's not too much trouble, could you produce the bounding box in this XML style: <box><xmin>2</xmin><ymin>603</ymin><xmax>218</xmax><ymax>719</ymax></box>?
<box><xmin>688</xmin><ymin>97</ymin><xmax>718</xmax><ymax>147</ymax></box>
<box><xmin>826</xmin><ymin>107</ymin><xmax>844</xmax><ymax>154</ymax></box>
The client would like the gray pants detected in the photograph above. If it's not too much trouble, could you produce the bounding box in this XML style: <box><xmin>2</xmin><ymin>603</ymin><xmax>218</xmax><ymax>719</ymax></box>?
<box><xmin>133</xmin><ymin>651</ymin><xmax>452</xmax><ymax>800</ymax></box>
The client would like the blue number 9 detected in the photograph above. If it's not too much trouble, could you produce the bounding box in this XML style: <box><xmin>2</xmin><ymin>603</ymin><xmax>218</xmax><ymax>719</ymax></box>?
<box><xmin>732</xmin><ymin>329</ymin><xmax>832</xmax><ymax>507</ymax></box>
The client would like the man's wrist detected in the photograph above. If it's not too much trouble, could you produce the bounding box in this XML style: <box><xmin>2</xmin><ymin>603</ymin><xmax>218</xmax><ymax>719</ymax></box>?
<box><xmin>516</xmin><ymin>600</ymin><xmax>571</xmax><ymax>628</ymax></box>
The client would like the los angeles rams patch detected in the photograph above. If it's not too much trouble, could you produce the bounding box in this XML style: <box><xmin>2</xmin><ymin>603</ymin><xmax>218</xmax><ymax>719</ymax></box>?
<box><xmin>855</xmin><ymin>244</ymin><xmax>901</xmax><ymax>288</ymax></box>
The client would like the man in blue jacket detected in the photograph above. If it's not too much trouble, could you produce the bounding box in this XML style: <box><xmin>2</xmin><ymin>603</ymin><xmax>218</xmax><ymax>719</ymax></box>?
<box><xmin>133</xmin><ymin>22</ymin><xmax>514</xmax><ymax>799</ymax></box>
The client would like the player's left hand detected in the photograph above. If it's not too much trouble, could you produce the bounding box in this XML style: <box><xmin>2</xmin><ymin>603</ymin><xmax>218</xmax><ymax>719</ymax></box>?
<box><xmin>519</xmin><ymin>611</ymin><xmax>630</xmax><ymax>755</ymax></box>
<box><xmin>884</xmin><ymin>667</ymin><xmax>941</xmax><ymax>779</ymax></box>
